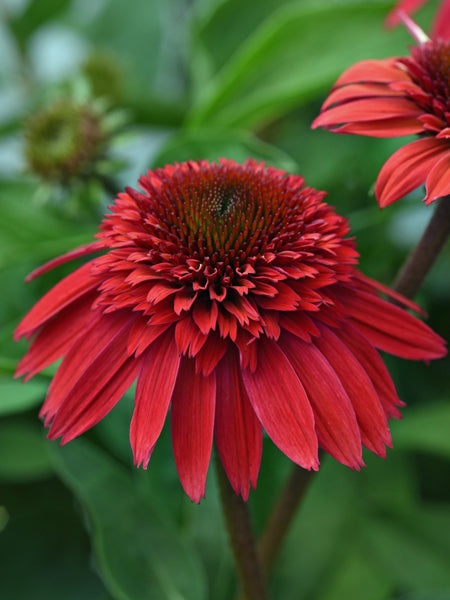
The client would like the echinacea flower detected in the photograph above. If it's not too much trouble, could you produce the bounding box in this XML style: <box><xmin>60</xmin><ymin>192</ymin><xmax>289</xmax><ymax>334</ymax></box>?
<box><xmin>312</xmin><ymin>20</ymin><xmax>450</xmax><ymax>207</ymax></box>
<box><xmin>385</xmin><ymin>0</ymin><xmax>450</xmax><ymax>40</ymax></box>
<box><xmin>15</xmin><ymin>159</ymin><xmax>446</xmax><ymax>502</ymax></box>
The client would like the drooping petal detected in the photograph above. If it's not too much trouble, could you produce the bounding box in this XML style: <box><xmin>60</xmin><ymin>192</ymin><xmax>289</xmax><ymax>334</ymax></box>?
<box><xmin>171</xmin><ymin>357</ymin><xmax>216</xmax><ymax>503</ymax></box>
<box><xmin>56</xmin><ymin>357</ymin><xmax>142</xmax><ymax>443</ymax></box>
<box><xmin>47</xmin><ymin>314</ymin><xmax>138</xmax><ymax>440</ymax></box>
<box><xmin>321</xmin><ymin>83</ymin><xmax>406</xmax><ymax>110</ymax></box>
<box><xmin>375</xmin><ymin>137</ymin><xmax>449</xmax><ymax>207</ymax></box>
<box><xmin>280</xmin><ymin>332</ymin><xmax>363</xmax><ymax>469</ymax></box>
<box><xmin>331</xmin><ymin>116</ymin><xmax>423</xmax><ymax>137</ymax></box>
<box><xmin>313</xmin><ymin>323</ymin><xmax>391</xmax><ymax>456</ymax></box>
<box><xmin>214</xmin><ymin>350</ymin><xmax>262</xmax><ymax>500</ymax></box>
<box><xmin>312</xmin><ymin>97</ymin><xmax>422</xmax><ymax>130</ymax></box>
<box><xmin>241</xmin><ymin>337</ymin><xmax>319</xmax><ymax>470</ymax></box>
<box><xmin>14</xmin><ymin>261</ymin><xmax>99</xmax><ymax>340</ymax></box>
<box><xmin>131</xmin><ymin>329</ymin><xmax>180</xmax><ymax>468</ymax></box>
<box><xmin>40</xmin><ymin>311</ymin><xmax>133</xmax><ymax>425</ymax></box>
<box><xmin>337</xmin><ymin>324</ymin><xmax>405</xmax><ymax>419</ymax></box>
<box><xmin>424</xmin><ymin>152</ymin><xmax>450</xmax><ymax>204</ymax></box>
<box><xmin>15</xmin><ymin>291</ymin><xmax>96</xmax><ymax>381</ymax></box>
<box><xmin>354</xmin><ymin>271</ymin><xmax>425</xmax><ymax>315</ymax></box>
<box><xmin>25</xmin><ymin>241</ymin><xmax>105</xmax><ymax>281</ymax></box>
<box><xmin>333</xmin><ymin>286</ymin><xmax>446</xmax><ymax>360</ymax></box>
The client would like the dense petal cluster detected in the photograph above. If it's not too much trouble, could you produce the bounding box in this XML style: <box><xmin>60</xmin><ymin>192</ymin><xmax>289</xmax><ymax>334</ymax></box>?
<box><xmin>15</xmin><ymin>160</ymin><xmax>446</xmax><ymax>502</ymax></box>
<box><xmin>385</xmin><ymin>0</ymin><xmax>450</xmax><ymax>40</ymax></box>
<box><xmin>312</xmin><ymin>33</ymin><xmax>450</xmax><ymax>206</ymax></box>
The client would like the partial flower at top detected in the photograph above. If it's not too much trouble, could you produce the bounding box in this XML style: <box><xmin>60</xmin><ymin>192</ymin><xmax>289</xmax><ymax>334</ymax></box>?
<box><xmin>385</xmin><ymin>0</ymin><xmax>450</xmax><ymax>40</ymax></box>
<box><xmin>312</xmin><ymin>19</ymin><xmax>450</xmax><ymax>207</ymax></box>
<box><xmin>14</xmin><ymin>160</ymin><xmax>446</xmax><ymax>503</ymax></box>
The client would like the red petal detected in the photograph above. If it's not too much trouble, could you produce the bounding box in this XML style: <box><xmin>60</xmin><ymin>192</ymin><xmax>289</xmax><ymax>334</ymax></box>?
<box><xmin>424</xmin><ymin>152</ymin><xmax>450</xmax><ymax>204</ymax></box>
<box><xmin>25</xmin><ymin>241</ymin><xmax>105</xmax><ymax>282</ymax></box>
<box><xmin>332</xmin><ymin>59</ymin><xmax>411</xmax><ymax>86</ymax></box>
<box><xmin>194</xmin><ymin>332</ymin><xmax>228</xmax><ymax>376</ymax></box>
<box><xmin>47</xmin><ymin>314</ymin><xmax>138</xmax><ymax>440</ymax></box>
<box><xmin>280</xmin><ymin>332</ymin><xmax>363</xmax><ymax>469</ymax></box>
<box><xmin>15</xmin><ymin>291</ymin><xmax>96</xmax><ymax>381</ymax></box>
<box><xmin>354</xmin><ymin>271</ymin><xmax>425</xmax><ymax>316</ymax></box>
<box><xmin>192</xmin><ymin>296</ymin><xmax>218</xmax><ymax>334</ymax></box>
<box><xmin>334</xmin><ymin>287</ymin><xmax>446</xmax><ymax>360</ymax></box>
<box><xmin>314</xmin><ymin>324</ymin><xmax>391</xmax><ymax>456</ymax></box>
<box><xmin>279</xmin><ymin>311</ymin><xmax>320</xmax><ymax>342</ymax></box>
<box><xmin>57</xmin><ymin>357</ymin><xmax>142</xmax><ymax>443</ymax></box>
<box><xmin>40</xmin><ymin>311</ymin><xmax>132</xmax><ymax>424</ymax></box>
<box><xmin>15</xmin><ymin>261</ymin><xmax>99</xmax><ymax>340</ymax></box>
<box><xmin>322</xmin><ymin>83</ymin><xmax>405</xmax><ymax>110</ymax></box>
<box><xmin>215</xmin><ymin>350</ymin><xmax>262</xmax><ymax>500</ymax></box>
<box><xmin>175</xmin><ymin>316</ymin><xmax>207</xmax><ymax>357</ymax></box>
<box><xmin>171</xmin><ymin>357</ymin><xmax>216</xmax><ymax>503</ymax></box>
<box><xmin>313</xmin><ymin>97</ymin><xmax>421</xmax><ymax>128</ymax></box>
<box><xmin>131</xmin><ymin>329</ymin><xmax>180</xmax><ymax>468</ymax></box>
<box><xmin>375</xmin><ymin>137</ymin><xmax>449</xmax><ymax>207</ymax></box>
<box><xmin>338</xmin><ymin>324</ymin><xmax>404</xmax><ymax>419</ymax></box>
<box><xmin>241</xmin><ymin>337</ymin><xmax>319</xmax><ymax>470</ymax></box>
<box><xmin>433</xmin><ymin>0</ymin><xmax>450</xmax><ymax>40</ymax></box>
<box><xmin>385</xmin><ymin>0</ymin><xmax>427</xmax><ymax>27</ymax></box>
<box><xmin>331</xmin><ymin>117</ymin><xmax>423</xmax><ymax>137</ymax></box>
<box><xmin>127</xmin><ymin>315</ymin><xmax>170</xmax><ymax>357</ymax></box>
<box><xmin>217</xmin><ymin>309</ymin><xmax>238</xmax><ymax>340</ymax></box>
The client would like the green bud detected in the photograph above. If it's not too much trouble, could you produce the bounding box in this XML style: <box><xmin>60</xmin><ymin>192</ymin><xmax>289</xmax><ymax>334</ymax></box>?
<box><xmin>24</xmin><ymin>99</ymin><xmax>103</xmax><ymax>182</ymax></box>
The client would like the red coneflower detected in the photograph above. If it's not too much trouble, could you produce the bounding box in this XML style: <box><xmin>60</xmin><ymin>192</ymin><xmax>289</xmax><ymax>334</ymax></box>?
<box><xmin>14</xmin><ymin>160</ymin><xmax>446</xmax><ymax>502</ymax></box>
<box><xmin>312</xmin><ymin>19</ymin><xmax>450</xmax><ymax>207</ymax></box>
<box><xmin>385</xmin><ymin>0</ymin><xmax>450</xmax><ymax>40</ymax></box>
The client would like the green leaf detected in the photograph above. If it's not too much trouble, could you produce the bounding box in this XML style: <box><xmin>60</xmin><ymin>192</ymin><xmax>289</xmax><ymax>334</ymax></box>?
<box><xmin>319</xmin><ymin>542</ymin><xmax>393</xmax><ymax>600</ymax></box>
<box><xmin>188</xmin><ymin>2</ymin><xmax>409</xmax><ymax>129</ymax></box>
<box><xmin>364</xmin><ymin>514</ymin><xmax>450</xmax><ymax>591</ymax></box>
<box><xmin>274</xmin><ymin>458</ymin><xmax>361</xmax><ymax>600</ymax></box>
<box><xmin>0</xmin><ymin>377</ymin><xmax>47</xmax><ymax>416</ymax></box>
<box><xmin>153</xmin><ymin>129</ymin><xmax>299</xmax><ymax>172</ymax></box>
<box><xmin>0</xmin><ymin>421</ymin><xmax>53</xmax><ymax>481</ymax></box>
<box><xmin>51</xmin><ymin>439</ymin><xmax>207</xmax><ymax>600</ymax></box>
<box><xmin>392</xmin><ymin>402</ymin><xmax>450</xmax><ymax>459</ymax></box>
<box><xmin>0</xmin><ymin>180</ymin><xmax>96</xmax><ymax>270</ymax></box>
<box><xmin>7</xmin><ymin>0</ymin><xmax>72</xmax><ymax>50</ymax></box>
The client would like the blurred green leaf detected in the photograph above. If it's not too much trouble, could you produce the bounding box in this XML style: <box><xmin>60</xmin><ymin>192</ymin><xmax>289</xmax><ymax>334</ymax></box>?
<box><xmin>319</xmin><ymin>541</ymin><xmax>393</xmax><ymax>600</ymax></box>
<box><xmin>274</xmin><ymin>459</ymin><xmax>360</xmax><ymax>600</ymax></box>
<box><xmin>0</xmin><ymin>421</ymin><xmax>52</xmax><ymax>481</ymax></box>
<box><xmin>0</xmin><ymin>180</ymin><xmax>96</xmax><ymax>269</ymax></box>
<box><xmin>188</xmin><ymin>1</ymin><xmax>409</xmax><ymax>129</ymax></box>
<box><xmin>392</xmin><ymin>401</ymin><xmax>450</xmax><ymax>459</ymax></box>
<box><xmin>364</xmin><ymin>514</ymin><xmax>450</xmax><ymax>591</ymax></box>
<box><xmin>51</xmin><ymin>439</ymin><xmax>207</xmax><ymax>600</ymax></box>
<box><xmin>6</xmin><ymin>0</ymin><xmax>72</xmax><ymax>50</ymax></box>
<box><xmin>153</xmin><ymin>129</ymin><xmax>299</xmax><ymax>171</ymax></box>
<box><xmin>0</xmin><ymin>377</ymin><xmax>47</xmax><ymax>416</ymax></box>
<box><xmin>0</xmin><ymin>476</ymin><xmax>110</xmax><ymax>600</ymax></box>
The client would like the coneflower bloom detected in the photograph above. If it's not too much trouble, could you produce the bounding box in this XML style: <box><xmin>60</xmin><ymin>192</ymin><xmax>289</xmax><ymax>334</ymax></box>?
<box><xmin>385</xmin><ymin>0</ymin><xmax>450</xmax><ymax>40</ymax></box>
<box><xmin>312</xmin><ymin>19</ymin><xmax>450</xmax><ymax>207</ymax></box>
<box><xmin>14</xmin><ymin>160</ymin><xmax>446</xmax><ymax>502</ymax></box>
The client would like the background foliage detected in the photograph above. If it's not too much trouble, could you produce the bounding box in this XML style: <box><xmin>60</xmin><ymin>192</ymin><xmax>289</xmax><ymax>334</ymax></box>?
<box><xmin>0</xmin><ymin>0</ymin><xmax>449</xmax><ymax>598</ymax></box>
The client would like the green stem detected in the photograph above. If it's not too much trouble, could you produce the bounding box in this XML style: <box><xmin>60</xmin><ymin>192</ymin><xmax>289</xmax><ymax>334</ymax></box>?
<box><xmin>215</xmin><ymin>454</ymin><xmax>269</xmax><ymax>600</ymax></box>
<box><xmin>258</xmin><ymin>466</ymin><xmax>315</xmax><ymax>573</ymax></box>
<box><xmin>393</xmin><ymin>195</ymin><xmax>450</xmax><ymax>298</ymax></box>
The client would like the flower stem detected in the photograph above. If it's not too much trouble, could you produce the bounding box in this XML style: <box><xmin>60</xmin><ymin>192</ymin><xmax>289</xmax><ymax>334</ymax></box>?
<box><xmin>215</xmin><ymin>454</ymin><xmax>269</xmax><ymax>600</ymax></box>
<box><xmin>393</xmin><ymin>195</ymin><xmax>450</xmax><ymax>298</ymax></box>
<box><xmin>258</xmin><ymin>466</ymin><xmax>315</xmax><ymax>573</ymax></box>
